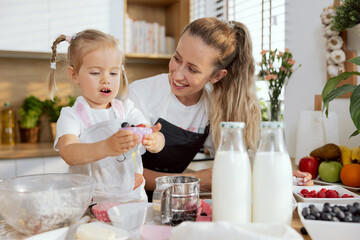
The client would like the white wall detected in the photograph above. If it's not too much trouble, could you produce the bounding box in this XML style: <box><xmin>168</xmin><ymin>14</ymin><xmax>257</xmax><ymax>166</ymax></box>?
<box><xmin>284</xmin><ymin>0</ymin><xmax>360</xmax><ymax>159</ymax></box>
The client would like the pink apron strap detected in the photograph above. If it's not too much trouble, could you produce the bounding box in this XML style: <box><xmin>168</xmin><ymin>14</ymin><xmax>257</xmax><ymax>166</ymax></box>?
<box><xmin>113</xmin><ymin>99</ymin><xmax>124</xmax><ymax>119</ymax></box>
<box><xmin>76</xmin><ymin>103</ymin><xmax>91</xmax><ymax>128</ymax></box>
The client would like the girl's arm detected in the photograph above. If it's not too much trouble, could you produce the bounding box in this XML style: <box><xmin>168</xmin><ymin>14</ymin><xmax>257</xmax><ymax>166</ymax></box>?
<box><xmin>58</xmin><ymin>130</ymin><xmax>140</xmax><ymax>165</ymax></box>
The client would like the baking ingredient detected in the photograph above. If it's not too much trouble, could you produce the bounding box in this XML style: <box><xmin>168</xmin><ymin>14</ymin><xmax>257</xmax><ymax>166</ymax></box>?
<box><xmin>340</xmin><ymin>164</ymin><xmax>360</xmax><ymax>187</ymax></box>
<box><xmin>76</xmin><ymin>223</ymin><xmax>116</xmax><ymax>240</ymax></box>
<box><xmin>339</xmin><ymin>145</ymin><xmax>352</xmax><ymax>165</ymax></box>
<box><xmin>310</xmin><ymin>143</ymin><xmax>341</xmax><ymax>161</ymax></box>
<box><xmin>1</xmin><ymin>102</ymin><xmax>15</xmax><ymax>145</ymax></box>
<box><xmin>212</xmin><ymin>122</ymin><xmax>251</xmax><ymax>224</ymax></box>
<box><xmin>301</xmin><ymin>202</ymin><xmax>360</xmax><ymax>223</ymax></box>
<box><xmin>212</xmin><ymin>151</ymin><xmax>251</xmax><ymax>224</ymax></box>
<box><xmin>298</xmin><ymin>156</ymin><xmax>320</xmax><ymax>179</ymax></box>
<box><xmin>253</xmin><ymin>152</ymin><xmax>293</xmax><ymax>225</ymax></box>
<box><xmin>318</xmin><ymin>161</ymin><xmax>343</xmax><ymax>183</ymax></box>
<box><xmin>350</xmin><ymin>147</ymin><xmax>360</xmax><ymax>163</ymax></box>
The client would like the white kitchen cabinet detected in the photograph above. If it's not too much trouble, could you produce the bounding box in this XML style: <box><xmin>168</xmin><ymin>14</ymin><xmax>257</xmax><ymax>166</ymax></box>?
<box><xmin>0</xmin><ymin>156</ymin><xmax>68</xmax><ymax>180</ymax></box>
<box><xmin>0</xmin><ymin>160</ymin><xmax>16</xmax><ymax>179</ymax></box>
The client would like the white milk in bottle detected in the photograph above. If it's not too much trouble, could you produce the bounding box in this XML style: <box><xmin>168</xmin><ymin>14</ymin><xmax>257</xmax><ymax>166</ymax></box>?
<box><xmin>212</xmin><ymin>122</ymin><xmax>251</xmax><ymax>224</ymax></box>
<box><xmin>252</xmin><ymin>121</ymin><xmax>293</xmax><ymax>225</ymax></box>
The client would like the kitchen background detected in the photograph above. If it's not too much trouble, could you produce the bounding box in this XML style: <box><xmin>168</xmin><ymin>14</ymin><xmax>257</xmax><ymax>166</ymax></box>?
<box><xmin>0</xmin><ymin>0</ymin><xmax>359</xmax><ymax>178</ymax></box>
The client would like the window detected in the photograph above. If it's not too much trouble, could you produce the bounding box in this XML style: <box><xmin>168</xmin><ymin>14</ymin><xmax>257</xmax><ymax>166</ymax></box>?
<box><xmin>190</xmin><ymin>0</ymin><xmax>286</xmax><ymax>101</ymax></box>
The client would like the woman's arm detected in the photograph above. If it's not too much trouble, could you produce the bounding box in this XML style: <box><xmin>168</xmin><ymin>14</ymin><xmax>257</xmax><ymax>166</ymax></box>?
<box><xmin>58</xmin><ymin>130</ymin><xmax>140</xmax><ymax>165</ymax></box>
<box><xmin>143</xmin><ymin>168</ymin><xmax>212</xmax><ymax>192</ymax></box>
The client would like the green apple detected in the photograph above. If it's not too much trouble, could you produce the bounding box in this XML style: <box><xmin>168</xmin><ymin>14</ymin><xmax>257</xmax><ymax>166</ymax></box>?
<box><xmin>318</xmin><ymin>161</ymin><xmax>343</xmax><ymax>183</ymax></box>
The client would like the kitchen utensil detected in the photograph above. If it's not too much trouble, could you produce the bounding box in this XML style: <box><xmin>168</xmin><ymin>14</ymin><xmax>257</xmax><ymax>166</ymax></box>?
<box><xmin>152</xmin><ymin>176</ymin><xmax>200</xmax><ymax>225</ymax></box>
<box><xmin>108</xmin><ymin>202</ymin><xmax>152</xmax><ymax>231</ymax></box>
<box><xmin>0</xmin><ymin>173</ymin><xmax>95</xmax><ymax>236</ymax></box>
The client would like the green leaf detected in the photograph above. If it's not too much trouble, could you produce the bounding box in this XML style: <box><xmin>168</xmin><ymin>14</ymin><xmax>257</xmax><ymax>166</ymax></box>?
<box><xmin>323</xmin><ymin>84</ymin><xmax>356</xmax><ymax>104</ymax></box>
<box><xmin>350</xmin><ymin>130</ymin><xmax>359</xmax><ymax>138</ymax></box>
<box><xmin>322</xmin><ymin>72</ymin><xmax>360</xmax><ymax>116</ymax></box>
<box><xmin>348</xmin><ymin>56</ymin><xmax>360</xmax><ymax>66</ymax></box>
<box><xmin>350</xmin><ymin>85</ymin><xmax>360</xmax><ymax>132</ymax></box>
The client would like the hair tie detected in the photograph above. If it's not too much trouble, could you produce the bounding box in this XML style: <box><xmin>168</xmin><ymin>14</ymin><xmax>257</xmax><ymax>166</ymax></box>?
<box><xmin>50</xmin><ymin>62</ymin><xmax>56</xmax><ymax>70</ymax></box>
<box><xmin>224</xmin><ymin>19</ymin><xmax>235</xmax><ymax>29</ymax></box>
<box><xmin>65</xmin><ymin>34</ymin><xmax>78</xmax><ymax>43</ymax></box>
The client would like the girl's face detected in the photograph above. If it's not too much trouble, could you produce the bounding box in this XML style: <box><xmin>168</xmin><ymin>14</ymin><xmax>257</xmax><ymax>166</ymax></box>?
<box><xmin>168</xmin><ymin>31</ymin><xmax>226</xmax><ymax>106</ymax></box>
<box><xmin>67</xmin><ymin>47</ymin><xmax>122</xmax><ymax>109</ymax></box>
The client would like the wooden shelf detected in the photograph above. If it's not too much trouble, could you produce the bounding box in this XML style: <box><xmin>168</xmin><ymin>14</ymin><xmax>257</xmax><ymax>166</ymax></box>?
<box><xmin>0</xmin><ymin>50</ymin><xmax>66</xmax><ymax>60</ymax></box>
<box><xmin>0</xmin><ymin>142</ymin><xmax>59</xmax><ymax>160</ymax></box>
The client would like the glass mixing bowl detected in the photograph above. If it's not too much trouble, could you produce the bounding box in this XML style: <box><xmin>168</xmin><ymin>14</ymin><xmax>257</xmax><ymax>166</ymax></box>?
<box><xmin>0</xmin><ymin>173</ymin><xmax>95</xmax><ymax>235</ymax></box>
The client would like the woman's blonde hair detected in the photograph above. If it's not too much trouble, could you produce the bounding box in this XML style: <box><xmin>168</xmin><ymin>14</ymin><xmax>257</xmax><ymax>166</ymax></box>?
<box><xmin>48</xmin><ymin>29</ymin><xmax>127</xmax><ymax>99</ymax></box>
<box><xmin>182</xmin><ymin>17</ymin><xmax>261</xmax><ymax>153</ymax></box>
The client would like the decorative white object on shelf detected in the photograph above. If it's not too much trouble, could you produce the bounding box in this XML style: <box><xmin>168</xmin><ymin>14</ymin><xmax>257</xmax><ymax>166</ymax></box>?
<box><xmin>320</xmin><ymin>6</ymin><xmax>345</xmax><ymax>78</ymax></box>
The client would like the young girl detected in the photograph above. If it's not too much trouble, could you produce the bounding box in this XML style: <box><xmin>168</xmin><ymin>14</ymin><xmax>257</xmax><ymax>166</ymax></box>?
<box><xmin>49</xmin><ymin>29</ymin><xmax>165</xmax><ymax>203</ymax></box>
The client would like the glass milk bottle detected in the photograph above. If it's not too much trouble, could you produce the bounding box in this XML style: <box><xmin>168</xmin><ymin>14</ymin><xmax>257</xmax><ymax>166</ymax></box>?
<box><xmin>212</xmin><ymin>122</ymin><xmax>251</xmax><ymax>224</ymax></box>
<box><xmin>252</xmin><ymin>121</ymin><xmax>293</xmax><ymax>225</ymax></box>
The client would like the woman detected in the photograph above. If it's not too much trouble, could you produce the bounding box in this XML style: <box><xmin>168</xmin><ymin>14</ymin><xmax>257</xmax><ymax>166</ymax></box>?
<box><xmin>128</xmin><ymin>18</ymin><xmax>312</xmax><ymax>197</ymax></box>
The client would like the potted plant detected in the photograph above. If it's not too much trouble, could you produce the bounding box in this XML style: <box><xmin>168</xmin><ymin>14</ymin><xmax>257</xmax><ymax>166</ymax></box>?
<box><xmin>332</xmin><ymin>0</ymin><xmax>360</xmax><ymax>34</ymax></box>
<box><xmin>18</xmin><ymin>95</ymin><xmax>43</xmax><ymax>143</ymax></box>
<box><xmin>322</xmin><ymin>56</ymin><xmax>360</xmax><ymax>137</ymax></box>
<box><xmin>43</xmin><ymin>96</ymin><xmax>75</xmax><ymax>141</ymax></box>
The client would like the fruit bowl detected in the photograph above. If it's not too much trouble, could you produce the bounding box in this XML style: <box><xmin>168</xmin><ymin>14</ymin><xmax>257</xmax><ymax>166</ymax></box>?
<box><xmin>121</xmin><ymin>127</ymin><xmax>152</xmax><ymax>140</ymax></box>
<box><xmin>298</xmin><ymin>202</ymin><xmax>360</xmax><ymax>240</ymax></box>
<box><xmin>293</xmin><ymin>185</ymin><xmax>360</xmax><ymax>204</ymax></box>
<box><xmin>0</xmin><ymin>173</ymin><xmax>95</xmax><ymax>236</ymax></box>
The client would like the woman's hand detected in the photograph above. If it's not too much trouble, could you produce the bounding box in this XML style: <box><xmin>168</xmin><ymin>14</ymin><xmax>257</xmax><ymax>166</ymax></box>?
<box><xmin>293</xmin><ymin>170</ymin><xmax>314</xmax><ymax>186</ymax></box>
<box><xmin>142</xmin><ymin>123</ymin><xmax>165</xmax><ymax>153</ymax></box>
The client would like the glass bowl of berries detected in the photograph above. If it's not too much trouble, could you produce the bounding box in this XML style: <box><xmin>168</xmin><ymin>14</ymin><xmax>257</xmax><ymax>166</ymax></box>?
<box><xmin>293</xmin><ymin>185</ymin><xmax>360</xmax><ymax>204</ymax></box>
<box><xmin>120</xmin><ymin>122</ymin><xmax>153</xmax><ymax>140</ymax></box>
<box><xmin>298</xmin><ymin>202</ymin><xmax>360</xmax><ymax>240</ymax></box>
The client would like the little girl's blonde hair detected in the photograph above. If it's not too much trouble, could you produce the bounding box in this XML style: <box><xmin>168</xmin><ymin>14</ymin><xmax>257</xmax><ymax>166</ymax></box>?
<box><xmin>48</xmin><ymin>29</ymin><xmax>127</xmax><ymax>100</ymax></box>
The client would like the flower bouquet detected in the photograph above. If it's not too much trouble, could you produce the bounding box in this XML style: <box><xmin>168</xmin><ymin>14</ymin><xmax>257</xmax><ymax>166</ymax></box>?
<box><xmin>258</xmin><ymin>48</ymin><xmax>300</xmax><ymax>121</ymax></box>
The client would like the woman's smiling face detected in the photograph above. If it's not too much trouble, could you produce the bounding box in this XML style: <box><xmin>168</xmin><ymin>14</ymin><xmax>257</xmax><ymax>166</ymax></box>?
<box><xmin>168</xmin><ymin>31</ymin><xmax>223</xmax><ymax>106</ymax></box>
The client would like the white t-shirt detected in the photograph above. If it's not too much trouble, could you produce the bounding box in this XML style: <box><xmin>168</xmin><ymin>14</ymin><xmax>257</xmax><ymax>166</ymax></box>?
<box><xmin>127</xmin><ymin>73</ymin><xmax>215</xmax><ymax>156</ymax></box>
<box><xmin>54</xmin><ymin>96</ymin><xmax>148</xmax><ymax>150</ymax></box>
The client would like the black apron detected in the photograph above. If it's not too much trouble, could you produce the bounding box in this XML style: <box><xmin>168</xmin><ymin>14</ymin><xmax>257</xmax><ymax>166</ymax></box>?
<box><xmin>142</xmin><ymin>92</ymin><xmax>210</xmax><ymax>200</ymax></box>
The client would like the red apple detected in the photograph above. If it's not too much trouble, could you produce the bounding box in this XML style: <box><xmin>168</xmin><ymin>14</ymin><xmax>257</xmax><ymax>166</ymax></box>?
<box><xmin>299</xmin><ymin>156</ymin><xmax>320</xmax><ymax>179</ymax></box>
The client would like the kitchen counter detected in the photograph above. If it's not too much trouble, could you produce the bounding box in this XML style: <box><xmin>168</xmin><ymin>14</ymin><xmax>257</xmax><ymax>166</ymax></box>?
<box><xmin>0</xmin><ymin>143</ymin><xmax>58</xmax><ymax>160</ymax></box>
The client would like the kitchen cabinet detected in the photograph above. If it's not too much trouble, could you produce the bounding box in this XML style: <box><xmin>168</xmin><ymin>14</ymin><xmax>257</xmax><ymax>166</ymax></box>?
<box><xmin>0</xmin><ymin>156</ymin><xmax>68</xmax><ymax>179</ymax></box>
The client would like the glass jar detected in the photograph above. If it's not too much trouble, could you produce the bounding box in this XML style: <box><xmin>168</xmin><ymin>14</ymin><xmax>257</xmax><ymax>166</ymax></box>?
<box><xmin>212</xmin><ymin>122</ymin><xmax>251</xmax><ymax>224</ymax></box>
<box><xmin>252</xmin><ymin>121</ymin><xmax>293</xmax><ymax>225</ymax></box>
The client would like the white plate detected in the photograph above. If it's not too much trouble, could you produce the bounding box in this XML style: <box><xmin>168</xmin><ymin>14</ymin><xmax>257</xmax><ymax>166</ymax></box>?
<box><xmin>313</xmin><ymin>177</ymin><xmax>360</xmax><ymax>191</ymax></box>
<box><xmin>293</xmin><ymin>185</ymin><xmax>360</xmax><ymax>204</ymax></box>
<box><xmin>298</xmin><ymin>202</ymin><xmax>360</xmax><ymax>240</ymax></box>
<box><xmin>25</xmin><ymin>222</ymin><xmax>129</xmax><ymax>240</ymax></box>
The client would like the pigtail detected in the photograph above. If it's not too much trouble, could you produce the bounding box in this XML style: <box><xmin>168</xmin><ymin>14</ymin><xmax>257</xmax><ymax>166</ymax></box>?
<box><xmin>48</xmin><ymin>35</ymin><xmax>66</xmax><ymax>100</ymax></box>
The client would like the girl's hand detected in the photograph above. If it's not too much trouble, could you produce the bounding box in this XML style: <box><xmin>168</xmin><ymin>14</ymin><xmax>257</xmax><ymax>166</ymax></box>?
<box><xmin>105</xmin><ymin>129</ymin><xmax>141</xmax><ymax>156</ymax></box>
<box><xmin>293</xmin><ymin>170</ymin><xmax>314</xmax><ymax>186</ymax></box>
<box><xmin>142</xmin><ymin>123</ymin><xmax>165</xmax><ymax>153</ymax></box>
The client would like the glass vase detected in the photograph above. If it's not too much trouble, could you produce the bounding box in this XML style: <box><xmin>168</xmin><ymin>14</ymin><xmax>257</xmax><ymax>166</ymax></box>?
<box><xmin>267</xmin><ymin>99</ymin><xmax>283</xmax><ymax>122</ymax></box>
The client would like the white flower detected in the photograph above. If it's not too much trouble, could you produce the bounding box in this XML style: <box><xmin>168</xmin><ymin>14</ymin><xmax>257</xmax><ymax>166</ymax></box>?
<box><xmin>330</xmin><ymin>49</ymin><xmax>346</xmax><ymax>64</ymax></box>
<box><xmin>320</xmin><ymin>7</ymin><xmax>335</xmax><ymax>25</ymax></box>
